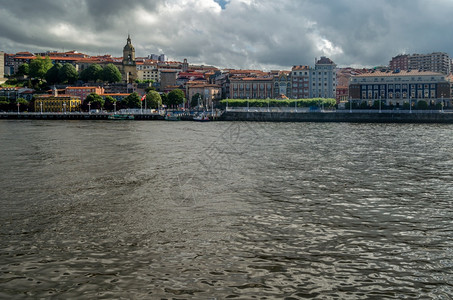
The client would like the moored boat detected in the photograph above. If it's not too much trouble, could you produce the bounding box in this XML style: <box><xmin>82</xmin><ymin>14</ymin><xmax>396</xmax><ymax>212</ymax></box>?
<box><xmin>193</xmin><ymin>113</ymin><xmax>210</xmax><ymax>122</ymax></box>
<box><xmin>108</xmin><ymin>114</ymin><xmax>134</xmax><ymax>120</ymax></box>
<box><xmin>165</xmin><ymin>114</ymin><xmax>181</xmax><ymax>121</ymax></box>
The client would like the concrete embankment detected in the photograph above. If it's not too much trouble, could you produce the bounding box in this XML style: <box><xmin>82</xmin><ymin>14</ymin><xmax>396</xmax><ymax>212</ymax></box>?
<box><xmin>0</xmin><ymin>113</ymin><xmax>165</xmax><ymax>120</ymax></box>
<box><xmin>220</xmin><ymin>111</ymin><xmax>453</xmax><ymax>124</ymax></box>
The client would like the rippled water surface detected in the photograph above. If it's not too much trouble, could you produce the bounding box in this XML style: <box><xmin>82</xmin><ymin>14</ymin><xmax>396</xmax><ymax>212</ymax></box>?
<box><xmin>1</xmin><ymin>120</ymin><xmax>453</xmax><ymax>299</ymax></box>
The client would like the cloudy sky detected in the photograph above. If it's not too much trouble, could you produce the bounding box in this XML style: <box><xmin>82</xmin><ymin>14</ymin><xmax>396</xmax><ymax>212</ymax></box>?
<box><xmin>1</xmin><ymin>0</ymin><xmax>453</xmax><ymax>70</ymax></box>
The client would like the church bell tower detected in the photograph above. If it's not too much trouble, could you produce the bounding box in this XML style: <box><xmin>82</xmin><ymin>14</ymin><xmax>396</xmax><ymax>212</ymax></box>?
<box><xmin>122</xmin><ymin>34</ymin><xmax>137</xmax><ymax>83</ymax></box>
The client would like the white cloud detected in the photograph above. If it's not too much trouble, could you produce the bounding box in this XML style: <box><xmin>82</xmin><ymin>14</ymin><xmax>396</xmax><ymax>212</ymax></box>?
<box><xmin>1</xmin><ymin>0</ymin><xmax>453</xmax><ymax>70</ymax></box>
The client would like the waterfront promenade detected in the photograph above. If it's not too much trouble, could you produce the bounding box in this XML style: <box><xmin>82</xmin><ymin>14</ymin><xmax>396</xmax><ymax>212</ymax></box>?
<box><xmin>0</xmin><ymin>112</ymin><xmax>165</xmax><ymax>120</ymax></box>
<box><xmin>220</xmin><ymin>108</ymin><xmax>453</xmax><ymax>123</ymax></box>
<box><xmin>2</xmin><ymin>108</ymin><xmax>453</xmax><ymax>123</ymax></box>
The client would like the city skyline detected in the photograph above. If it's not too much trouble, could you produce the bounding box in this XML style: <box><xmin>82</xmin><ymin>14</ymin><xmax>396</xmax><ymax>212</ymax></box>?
<box><xmin>1</xmin><ymin>0</ymin><xmax>453</xmax><ymax>70</ymax></box>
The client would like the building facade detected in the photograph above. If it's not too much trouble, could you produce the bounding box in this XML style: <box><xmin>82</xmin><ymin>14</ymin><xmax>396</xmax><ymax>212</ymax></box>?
<box><xmin>35</xmin><ymin>94</ymin><xmax>81</xmax><ymax>112</ymax></box>
<box><xmin>349</xmin><ymin>70</ymin><xmax>451</xmax><ymax>108</ymax></box>
<box><xmin>0</xmin><ymin>51</ymin><xmax>4</xmax><ymax>79</ymax></box>
<box><xmin>229</xmin><ymin>76</ymin><xmax>273</xmax><ymax>99</ymax></box>
<box><xmin>390</xmin><ymin>52</ymin><xmax>451</xmax><ymax>75</ymax></box>
<box><xmin>389</xmin><ymin>54</ymin><xmax>409</xmax><ymax>71</ymax></box>
<box><xmin>186</xmin><ymin>83</ymin><xmax>221</xmax><ymax>108</ymax></box>
<box><xmin>159</xmin><ymin>70</ymin><xmax>178</xmax><ymax>91</ymax></box>
<box><xmin>137</xmin><ymin>62</ymin><xmax>159</xmax><ymax>82</ymax></box>
<box><xmin>273</xmin><ymin>72</ymin><xmax>292</xmax><ymax>98</ymax></box>
<box><xmin>65</xmin><ymin>86</ymin><xmax>105</xmax><ymax>102</ymax></box>
<box><xmin>291</xmin><ymin>65</ymin><xmax>310</xmax><ymax>98</ymax></box>
<box><xmin>309</xmin><ymin>57</ymin><xmax>336</xmax><ymax>98</ymax></box>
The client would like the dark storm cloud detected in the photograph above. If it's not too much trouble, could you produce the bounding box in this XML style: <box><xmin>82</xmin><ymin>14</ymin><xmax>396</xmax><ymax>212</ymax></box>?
<box><xmin>1</xmin><ymin>0</ymin><xmax>453</xmax><ymax>70</ymax></box>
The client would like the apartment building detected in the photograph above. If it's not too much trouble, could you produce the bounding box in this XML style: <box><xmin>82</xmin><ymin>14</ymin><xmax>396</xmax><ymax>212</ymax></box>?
<box><xmin>389</xmin><ymin>54</ymin><xmax>409</xmax><ymax>71</ymax></box>
<box><xmin>65</xmin><ymin>86</ymin><xmax>105</xmax><ymax>102</ymax></box>
<box><xmin>229</xmin><ymin>76</ymin><xmax>273</xmax><ymax>99</ymax></box>
<box><xmin>349</xmin><ymin>69</ymin><xmax>451</xmax><ymax>107</ymax></box>
<box><xmin>390</xmin><ymin>52</ymin><xmax>451</xmax><ymax>74</ymax></box>
<box><xmin>0</xmin><ymin>51</ymin><xmax>4</xmax><ymax>79</ymax></box>
<box><xmin>291</xmin><ymin>65</ymin><xmax>310</xmax><ymax>98</ymax></box>
<box><xmin>309</xmin><ymin>56</ymin><xmax>337</xmax><ymax>98</ymax></box>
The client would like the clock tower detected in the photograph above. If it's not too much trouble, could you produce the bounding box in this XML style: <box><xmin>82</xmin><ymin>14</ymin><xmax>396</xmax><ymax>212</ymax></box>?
<box><xmin>122</xmin><ymin>34</ymin><xmax>137</xmax><ymax>83</ymax></box>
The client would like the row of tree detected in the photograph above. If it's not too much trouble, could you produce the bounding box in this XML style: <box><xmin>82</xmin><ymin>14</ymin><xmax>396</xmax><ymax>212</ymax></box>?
<box><xmin>83</xmin><ymin>89</ymin><xmax>186</xmax><ymax>110</ymax></box>
<box><xmin>16</xmin><ymin>57</ymin><xmax>123</xmax><ymax>85</ymax></box>
<box><xmin>0</xmin><ymin>88</ymin><xmax>186</xmax><ymax>112</ymax></box>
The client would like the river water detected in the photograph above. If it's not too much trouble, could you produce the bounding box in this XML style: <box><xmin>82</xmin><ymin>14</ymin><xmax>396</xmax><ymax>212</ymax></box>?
<box><xmin>1</xmin><ymin>120</ymin><xmax>453</xmax><ymax>299</ymax></box>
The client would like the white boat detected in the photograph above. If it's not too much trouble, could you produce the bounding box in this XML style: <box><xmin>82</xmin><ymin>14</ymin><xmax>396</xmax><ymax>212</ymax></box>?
<box><xmin>193</xmin><ymin>113</ymin><xmax>210</xmax><ymax>122</ymax></box>
<box><xmin>165</xmin><ymin>114</ymin><xmax>181</xmax><ymax>121</ymax></box>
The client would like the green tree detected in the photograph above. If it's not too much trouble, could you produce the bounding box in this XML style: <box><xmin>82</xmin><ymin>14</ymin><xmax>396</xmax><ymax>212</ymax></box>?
<box><xmin>146</xmin><ymin>91</ymin><xmax>162</xmax><ymax>109</ymax></box>
<box><xmin>80</xmin><ymin>64</ymin><xmax>103</xmax><ymax>82</ymax></box>
<box><xmin>145</xmin><ymin>84</ymin><xmax>156</xmax><ymax>93</ymax></box>
<box><xmin>191</xmin><ymin>93</ymin><xmax>202</xmax><ymax>108</ymax></box>
<box><xmin>15</xmin><ymin>98</ymin><xmax>29</xmax><ymax>112</ymax></box>
<box><xmin>29</xmin><ymin>56</ymin><xmax>53</xmax><ymax>80</ymax></box>
<box><xmin>58</xmin><ymin>63</ymin><xmax>78</xmax><ymax>84</ymax></box>
<box><xmin>85</xmin><ymin>93</ymin><xmax>105</xmax><ymax>110</ymax></box>
<box><xmin>17</xmin><ymin>63</ymin><xmax>29</xmax><ymax>76</ymax></box>
<box><xmin>161</xmin><ymin>93</ymin><xmax>169</xmax><ymax>107</ymax></box>
<box><xmin>167</xmin><ymin>89</ymin><xmax>185</xmax><ymax>107</ymax></box>
<box><xmin>0</xmin><ymin>100</ymin><xmax>10</xmax><ymax>111</ymax></box>
<box><xmin>104</xmin><ymin>95</ymin><xmax>117</xmax><ymax>111</ymax></box>
<box><xmin>45</xmin><ymin>63</ymin><xmax>63</xmax><ymax>85</ymax></box>
<box><xmin>416</xmin><ymin>100</ymin><xmax>428</xmax><ymax>110</ymax></box>
<box><xmin>123</xmin><ymin>92</ymin><xmax>141</xmax><ymax>108</ymax></box>
<box><xmin>102</xmin><ymin>63</ymin><xmax>122</xmax><ymax>83</ymax></box>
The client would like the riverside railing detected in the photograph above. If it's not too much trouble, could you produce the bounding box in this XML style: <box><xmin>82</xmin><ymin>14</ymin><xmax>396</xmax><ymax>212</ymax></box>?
<box><xmin>224</xmin><ymin>107</ymin><xmax>453</xmax><ymax>114</ymax></box>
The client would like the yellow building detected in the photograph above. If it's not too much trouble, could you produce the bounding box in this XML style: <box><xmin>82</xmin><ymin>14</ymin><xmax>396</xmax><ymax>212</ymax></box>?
<box><xmin>35</xmin><ymin>95</ymin><xmax>81</xmax><ymax>113</ymax></box>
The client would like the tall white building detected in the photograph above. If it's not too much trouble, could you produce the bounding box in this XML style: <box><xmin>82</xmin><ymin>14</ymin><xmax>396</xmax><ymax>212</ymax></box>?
<box><xmin>309</xmin><ymin>56</ymin><xmax>336</xmax><ymax>98</ymax></box>
<box><xmin>408</xmin><ymin>52</ymin><xmax>451</xmax><ymax>75</ymax></box>
<box><xmin>0</xmin><ymin>51</ymin><xmax>4</xmax><ymax>80</ymax></box>
<box><xmin>390</xmin><ymin>52</ymin><xmax>451</xmax><ymax>75</ymax></box>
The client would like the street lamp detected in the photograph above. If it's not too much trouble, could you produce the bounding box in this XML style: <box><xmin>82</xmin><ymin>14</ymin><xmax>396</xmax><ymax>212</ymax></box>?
<box><xmin>410</xmin><ymin>96</ymin><xmax>412</xmax><ymax>114</ymax></box>
<box><xmin>88</xmin><ymin>102</ymin><xmax>91</xmax><ymax>114</ymax></box>
<box><xmin>441</xmin><ymin>94</ymin><xmax>444</xmax><ymax>113</ymax></box>
<box><xmin>113</xmin><ymin>102</ymin><xmax>116</xmax><ymax>114</ymax></box>
<box><xmin>379</xmin><ymin>96</ymin><xmax>382</xmax><ymax>113</ymax></box>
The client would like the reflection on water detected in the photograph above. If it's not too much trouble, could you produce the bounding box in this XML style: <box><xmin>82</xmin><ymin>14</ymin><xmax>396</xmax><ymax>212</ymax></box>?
<box><xmin>1</xmin><ymin>120</ymin><xmax>453</xmax><ymax>298</ymax></box>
